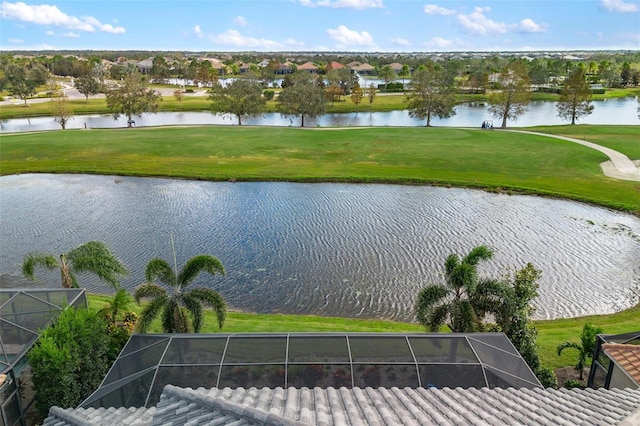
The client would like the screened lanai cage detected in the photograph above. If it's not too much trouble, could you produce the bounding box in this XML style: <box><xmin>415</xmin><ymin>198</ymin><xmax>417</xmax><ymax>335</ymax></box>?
<box><xmin>588</xmin><ymin>330</ymin><xmax>640</xmax><ymax>389</ymax></box>
<box><xmin>0</xmin><ymin>289</ymin><xmax>87</xmax><ymax>426</ymax></box>
<box><xmin>82</xmin><ymin>332</ymin><xmax>542</xmax><ymax>409</ymax></box>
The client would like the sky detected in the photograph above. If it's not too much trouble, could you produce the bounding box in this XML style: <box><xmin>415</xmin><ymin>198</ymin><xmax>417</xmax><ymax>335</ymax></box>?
<box><xmin>0</xmin><ymin>0</ymin><xmax>639</xmax><ymax>52</ymax></box>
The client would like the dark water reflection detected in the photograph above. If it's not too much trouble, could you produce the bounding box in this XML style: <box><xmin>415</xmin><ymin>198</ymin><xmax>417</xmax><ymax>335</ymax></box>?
<box><xmin>1</xmin><ymin>98</ymin><xmax>637</xmax><ymax>132</ymax></box>
<box><xmin>1</xmin><ymin>174</ymin><xmax>638</xmax><ymax>321</ymax></box>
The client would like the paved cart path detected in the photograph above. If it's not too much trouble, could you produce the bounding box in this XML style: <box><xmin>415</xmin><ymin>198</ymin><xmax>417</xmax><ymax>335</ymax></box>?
<box><xmin>505</xmin><ymin>129</ymin><xmax>640</xmax><ymax>182</ymax></box>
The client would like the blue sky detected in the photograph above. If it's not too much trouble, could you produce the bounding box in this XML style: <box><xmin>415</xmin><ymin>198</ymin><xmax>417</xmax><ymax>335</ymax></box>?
<box><xmin>1</xmin><ymin>0</ymin><xmax>639</xmax><ymax>52</ymax></box>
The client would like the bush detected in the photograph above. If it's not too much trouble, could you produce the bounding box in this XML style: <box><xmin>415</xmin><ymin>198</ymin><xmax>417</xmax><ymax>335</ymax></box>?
<box><xmin>185</xmin><ymin>88</ymin><xmax>194</xmax><ymax>93</ymax></box>
<box><xmin>564</xmin><ymin>379</ymin><xmax>586</xmax><ymax>389</ymax></box>
<box><xmin>28</xmin><ymin>308</ymin><xmax>124</xmax><ymax>416</ymax></box>
<box><xmin>263</xmin><ymin>90</ymin><xmax>275</xmax><ymax>100</ymax></box>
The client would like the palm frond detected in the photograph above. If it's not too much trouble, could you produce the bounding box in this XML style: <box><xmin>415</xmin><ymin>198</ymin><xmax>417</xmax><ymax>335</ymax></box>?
<box><xmin>556</xmin><ymin>341</ymin><xmax>581</xmax><ymax>356</ymax></box>
<box><xmin>66</xmin><ymin>241</ymin><xmax>127</xmax><ymax>289</ymax></box>
<box><xmin>444</xmin><ymin>254</ymin><xmax>460</xmax><ymax>277</ymax></box>
<box><xmin>187</xmin><ymin>288</ymin><xmax>227</xmax><ymax>330</ymax></box>
<box><xmin>178</xmin><ymin>254</ymin><xmax>225</xmax><ymax>288</ymax></box>
<box><xmin>415</xmin><ymin>285</ymin><xmax>450</xmax><ymax>329</ymax></box>
<box><xmin>462</xmin><ymin>245</ymin><xmax>493</xmax><ymax>266</ymax></box>
<box><xmin>133</xmin><ymin>282</ymin><xmax>167</xmax><ymax>304</ymax></box>
<box><xmin>162</xmin><ymin>297</ymin><xmax>190</xmax><ymax>333</ymax></box>
<box><xmin>427</xmin><ymin>304</ymin><xmax>450</xmax><ymax>332</ymax></box>
<box><xmin>471</xmin><ymin>278</ymin><xmax>509</xmax><ymax>318</ymax></box>
<box><xmin>135</xmin><ymin>295</ymin><xmax>166</xmax><ymax>333</ymax></box>
<box><xmin>181</xmin><ymin>293</ymin><xmax>204</xmax><ymax>333</ymax></box>
<box><xmin>145</xmin><ymin>258</ymin><xmax>176</xmax><ymax>287</ymax></box>
<box><xmin>447</xmin><ymin>262</ymin><xmax>476</xmax><ymax>293</ymax></box>
<box><xmin>22</xmin><ymin>253</ymin><xmax>59</xmax><ymax>281</ymax></box>
<box><xmin>451</xmin><ymin>300</ymin><xmax>479</xmax><ymax>332</ymax></box>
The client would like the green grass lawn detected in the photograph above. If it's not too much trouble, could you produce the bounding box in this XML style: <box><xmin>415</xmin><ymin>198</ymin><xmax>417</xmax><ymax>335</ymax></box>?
<box><xmin>2</xmin><ymin>125</ymin><xmax>638</xmax><ymax>214</ymax></box>
<box><xmin>87</xmin><ymin>293</ymin><xmax>639</xmax><ymax>371</ymax></box>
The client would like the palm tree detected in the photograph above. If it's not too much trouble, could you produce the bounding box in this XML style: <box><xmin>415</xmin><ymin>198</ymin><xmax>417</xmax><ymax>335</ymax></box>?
<box><xmin>134</xmin><ymin>254</ymin><xmax>227</xmax><ymax>333</ymax></box>
<box><xmin>557</xmin><ymin>323</ymin><xmax>603</xmax><ymax>380</ymax></box>
<box><xmin>22</xmin><ymin>241</ymin><xmax>126</xmax><ymax>289</ymax></box>
<box><xmin>414</xmin><ymin>245</ymin><xmax>505</xmax><ymax>332</ymax></box>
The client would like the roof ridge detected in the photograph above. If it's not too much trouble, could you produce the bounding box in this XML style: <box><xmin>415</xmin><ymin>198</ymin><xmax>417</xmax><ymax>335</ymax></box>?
<box><xmin>162</xmin><ymin>385</ymin><xmax>309</xmax><ymax>425</ymax></box>
<box><xmin>46</xmin><ymin>407</ymin><xmax>96</xmax><ymax>426</ymax></box>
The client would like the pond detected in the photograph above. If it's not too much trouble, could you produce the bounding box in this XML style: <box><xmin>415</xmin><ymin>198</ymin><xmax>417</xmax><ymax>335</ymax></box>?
<box><xmin>1</xmin><ymin>174</ymin><xmax>638</xmax><ymax>322</ymax></box>
<box><xmin>1</xmin><ymin>97</ymin><xmax>638</xmax><ymax>132</ymax></box>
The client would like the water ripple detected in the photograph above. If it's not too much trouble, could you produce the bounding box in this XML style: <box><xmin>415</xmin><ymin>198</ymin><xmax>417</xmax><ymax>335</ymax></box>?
<box><xmin>1</xmin><ymin>174</ymin><xmax>639</xmax><ymax>322</ymax></box>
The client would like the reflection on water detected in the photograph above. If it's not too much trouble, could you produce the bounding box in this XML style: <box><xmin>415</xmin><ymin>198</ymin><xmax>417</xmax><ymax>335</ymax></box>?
<box><xmin>1</xmin><ymin>98</ymin><xmax>638</xmax><ymax>132</ymax></box>
<box><xmin>1</xmin><ymin>174</ymin><xmax>638</xmax><ymax>321</ymax></box>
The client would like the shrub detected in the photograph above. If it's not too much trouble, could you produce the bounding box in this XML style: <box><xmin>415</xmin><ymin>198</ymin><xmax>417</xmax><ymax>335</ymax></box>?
<box><xmin>263</xmin><ymin>90</ymin><xmax>275</xmax><ymax>100</ymax></box>
<box><xmin>185</xmin><ymin>88</ymin><xmax>194</xmax><ymax>93</ymax></box>
<box><xmin>564</xmin><ymin>379</ymin><xmax>586</xmax><ymax>389</ymax></box>
<box><xmin>28</xmin><ymin>307</ymin><xmax>124</xmax><ymax>416</ymax></box>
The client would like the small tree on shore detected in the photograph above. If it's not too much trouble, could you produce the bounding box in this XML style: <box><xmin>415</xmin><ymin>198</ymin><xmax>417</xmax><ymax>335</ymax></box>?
<box><xmin>106</xmin><ymin>71</ymin><xmax>160</xmax><ymax>127</ymax></box>
<box><xmin>75</xmin><ymin>75</ymin><xmax>101</xmax><ymax>103</ymax></box>
<box><xmin>209</xmin><ymin>78</ymin><xmax>266</xmax><ymax>125</ymax></box>
<box><xmin>488</xmin><ymin>61</ymin><xmax>531</xmax><ymax>128</ymax></box>
<box><xmin>557</xmin><ymin>67</ymin><xmax>594</xmax><ymax>125</ymax></box>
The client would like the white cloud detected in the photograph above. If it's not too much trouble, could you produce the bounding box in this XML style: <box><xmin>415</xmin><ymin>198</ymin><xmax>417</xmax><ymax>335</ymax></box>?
<box><xmin>283</xmin><ymin>37</ymin><xmax>305</xmax><ymax>47</ymax></box>
<box><xmin>457</xmin><ymin>7</ymin><xmax>507</xmax><ymax>35</ymax></box>
<box><xmin>46</xmin><ymin>30</ymin><xmax>54</xmax><ymax>35</ymax></box>
<box><xmin>233</xmin><ymin>16</ymin><xmax>247</xmax><ymax>26</ymax></box>
<box><xmin>601</xmin><ymin>0</ymin><xmax>639</xmax><ymax>12</ymax></box>
<box><xmin>210</xmin><ymin>29</ymin><xmax>282</xmax><ymax>49</ymax></box>
<box><xmin>63</xmin><ymin>31</ymin><xmax>79</xmax><ymax>37</ymax></box>
<box><xmin>8</xmin><ymin>37</ymin><xmax>23</xmax><ymax>43</ymax></box>
<box><xmin>326</xmin><ymin>25</ymin><xmax>376</xmax><ymax>48</ymax></box>
<box><xmin>0</xmin><ymin>1</ymin><xmax>126</xmax><ymax>33</ymax></box>
<box><xmin>423</xmin><ymin>4</ymin><xmax>456</xmax><ymax>15</ymax></box>
<box><xmin>298</xmin><ymin>0</ymin><xmax>383</xmax><ymax>9</ymax></box>
<box><xmin>391</xmin><ymin>37</ymin><xmax>410</xmax><ymax>46</ymax></box>
<box><xmin>424</xmin><ymin>36</ymin><xmax>457</xmax><ymax>49</ymax></box>
<box><xmin>194</xmin><ymin>24</ymin><xmax>203</xmax><ymax>38</ymax></box>
<box><xmin>515</xmin><ymin>18</ymin><xmax>546</xmax><ymax>33</ymax></box>
<box><xmin>100</xmin><ymin>23</ymin><xmax>125</xmax><ymax>34</ymax></box>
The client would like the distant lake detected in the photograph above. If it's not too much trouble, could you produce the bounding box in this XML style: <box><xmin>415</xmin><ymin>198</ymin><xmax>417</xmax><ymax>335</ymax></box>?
<box><xmin>1</xmin><ymin>174</ymin><xmax>638</xmax><ymax>322</ymax></box>
<box><xmin>1</xmin><ymin>97</ymin><xmax>638</xmax><ymax>132</ymax></box>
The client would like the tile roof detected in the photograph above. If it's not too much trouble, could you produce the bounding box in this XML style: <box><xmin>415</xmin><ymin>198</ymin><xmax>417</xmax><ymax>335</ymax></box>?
<box><xmin>602</xmin><ymin>343</ymin><xmax>640</xmax><ymax>384</ymax></box>
<box><xmin>45</xmin><ymin>385</ymin><xmax>640</xmax><ymax>426</ymax></box>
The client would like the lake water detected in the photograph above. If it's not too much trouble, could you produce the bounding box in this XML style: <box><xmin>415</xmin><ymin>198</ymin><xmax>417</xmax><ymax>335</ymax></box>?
<box><xmin>1</xmin><ymin>174</ymin><xmax>638</xmax><ymax>322</ymax></box>
<box><xmin>1</xmin><ymin>97</ymin><xmax>638</xmax><ymax>132</ymax></box>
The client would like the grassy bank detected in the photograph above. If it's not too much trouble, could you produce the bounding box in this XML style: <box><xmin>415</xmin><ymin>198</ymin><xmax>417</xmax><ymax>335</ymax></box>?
<box><xmin>87</xmin><ymin>293</ymin><xmax>639</xmax><ymax>371</ymax></box>
<box><xmin>1</xmin><ymin>125</ymin><xmax>638</xmax><ymax>214</ymax></box>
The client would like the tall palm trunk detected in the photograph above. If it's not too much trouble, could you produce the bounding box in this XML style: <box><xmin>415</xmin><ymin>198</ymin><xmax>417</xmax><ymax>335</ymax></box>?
<box><xmin>59</xmin><ymin>254</ymin><xmax>74</xmax><ymax>288</ymax></box>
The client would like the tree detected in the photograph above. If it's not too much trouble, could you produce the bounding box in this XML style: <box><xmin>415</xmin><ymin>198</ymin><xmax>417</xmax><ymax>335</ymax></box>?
<box><xmin>557</xmin><ymin>323</ymin><xmax>604</xmax><ymax>380</ymax></box>
<box><xmin>22</xmin><ymin>241</ymin><xmax>127</xmax><ymax>289</ymax></box>
<box><xmin>209</xmin><ymin>78</ymin><xmax>266</xmax><ymax>125</ymax></box>
<box><xmin>414</xmin><ymin>245</ymin><xmax>504</xmax><ymax>332</ymax></box>
<box><xmin>366</xmin><ymin>83</ymin><xmax>376</xmax><ymax>109</ymax></box>
<box><xmin>556</xmin><ymin>67</ymin><xmax>594</xmax><ymax>125</ymax></box>
<box><xmin>494</xmin><ymin>263</ymin><xmax>557</xmax><ymax>388</ymax></box>
<box><xmin>276</xmin><ymin>72</ymin><xmax>326</xmax><ymax>127</ymax></box>
<box><xmin>399</xmin><ymin>64</ymin><xmax>411</xmax><ymax>88</ymax></box>
<box><xmin>488</xmin><ymin>62</ymin><xmax>531</xmax><ymax>128</ymax></box>
<box><xmin>106</xmin><ymin>71</ymin><xmax>160</xmax><ymax>127</ymax></box>
<box><xmin>174</xmin><ymin>89</ymin><xmax>184</xmax><ymax>107</ymax></box>
<box><xmin>5</xmin><ymin>63</ymin><xmax>38</xmax><ymax>106</ymax></box>
<box><xmin>620</xmin><ymin>61</ymin><xmax>632</xmax><ymax>86</ymax></box>
<box><xmin>406</xmin><ymin>66</ymin><xmax>457</xmax><ymax>127</ymax></box>
<box><xmin>378</xmin><ymin>65</ymin><xmax>395</xmax><ymax>91</ymax></box>
<box><xmin>151</xmin><ymin>55</ymin><xmax>170</xmax><ymax>83</ymax></box>
<box><xmin>350</xmin><ymin>81</ymin><xmax>363</xmax><ymax>111</ymax></box>
<box><xmin>134</xmin><ymin>253</ymin><xmax>227</xmax><ymax>333</ymax></box>
<box><xmin>74</xmin><ymin>74</ymin><xmax>100</xmax><ymax>103</ymax></box>
<box><xmin>325</xmin><ymin>82</ymin><xmax>344</xmax><ymax>104</ymax></box>
<box><xmin>51</xmin><ymin>89</ymin><xmax>72</xmax><ymax>129</ymax></box>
